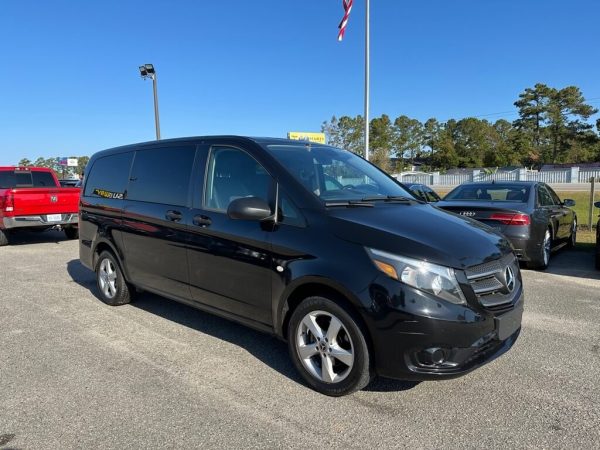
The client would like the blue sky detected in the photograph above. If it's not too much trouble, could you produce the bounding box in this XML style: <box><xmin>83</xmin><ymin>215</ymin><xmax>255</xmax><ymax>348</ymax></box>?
<box><xmin>1</xmin><ymin>0</ymin><xmax>599</xmax><ymax>165</ymax></box>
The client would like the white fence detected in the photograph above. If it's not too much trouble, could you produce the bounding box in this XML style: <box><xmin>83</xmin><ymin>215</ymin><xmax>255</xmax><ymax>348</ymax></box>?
<box><xmin>396</xmin><ymin>167</ymin><xmax>600</xmax><ymax>186</ymax></box>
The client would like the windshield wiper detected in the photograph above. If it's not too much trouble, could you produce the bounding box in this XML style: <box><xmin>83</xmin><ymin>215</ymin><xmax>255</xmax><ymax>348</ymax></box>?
<box><xmin>359</xmin><ymin>195</ymin><xmax>424</xmax><ymax>204</ymax></box>
<box><xmin>325</xmin><ymin>200</ymin><xmax>374</xmax><ymax>208</ymax></box>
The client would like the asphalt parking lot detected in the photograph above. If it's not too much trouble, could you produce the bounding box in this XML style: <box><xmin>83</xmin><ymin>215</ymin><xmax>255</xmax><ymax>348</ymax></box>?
<box><xmin>1</xmin><ymin>231</ymin><xmax>599</xmax><ymax>449</ymax></box>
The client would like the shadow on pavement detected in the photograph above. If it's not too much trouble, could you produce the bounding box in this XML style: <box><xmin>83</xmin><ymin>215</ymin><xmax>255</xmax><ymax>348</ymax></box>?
<box><xmin>5</xmin><ymin>229</ymin><xmax>71</xmax><ymax>246</ymax></box>
<box><xmin>66</xmin><ymin>258</ymin><xmax>419</xmax><ymax>394</ymax></box>
<box><xmin>531</xmin><ymin>246</ymin><xmax>600</xmax><ymax>280</ymax></box>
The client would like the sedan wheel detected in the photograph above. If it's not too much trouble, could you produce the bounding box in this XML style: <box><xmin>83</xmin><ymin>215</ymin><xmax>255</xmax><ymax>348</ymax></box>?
<box><xmin>542</xmin><ymin>229</ymin><xmax>551</xmax><ymax>267</ymax></box>
<box><xmin>567</xmin><ymin>220</ymin><xmax>577</xmax><ymax>248</ymax></box>
<box><xmin>528</xmin><ymin>229</ymin><xmax>551</xmax><ymax>270</ymax></box>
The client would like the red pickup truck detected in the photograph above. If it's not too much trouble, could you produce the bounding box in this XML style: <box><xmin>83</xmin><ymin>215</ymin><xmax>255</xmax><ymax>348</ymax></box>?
<box><xmin>0</xmin><ymin>167</ymin><xmax>80</xmax><ymax>245</ymax></box>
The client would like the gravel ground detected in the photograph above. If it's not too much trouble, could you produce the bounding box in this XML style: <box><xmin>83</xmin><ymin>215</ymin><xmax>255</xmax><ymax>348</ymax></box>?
<box><xmin>1</xmin><ymin>230</ymin><xmax>599</xmax><ymax>449</ymax></box>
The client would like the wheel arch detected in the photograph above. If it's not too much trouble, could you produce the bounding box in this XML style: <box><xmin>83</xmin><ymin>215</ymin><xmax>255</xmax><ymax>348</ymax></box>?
<box><xmin>276</xmin><ymin>278</ymin><xmax>374</xmax><ymax>363</ymax></box>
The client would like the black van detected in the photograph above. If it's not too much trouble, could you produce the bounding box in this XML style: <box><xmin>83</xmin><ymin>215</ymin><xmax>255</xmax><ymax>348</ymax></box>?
<box><xmin>80</xmin><ymin>136</ymin><xmax>524</xmax><ymax>396</ymax></box>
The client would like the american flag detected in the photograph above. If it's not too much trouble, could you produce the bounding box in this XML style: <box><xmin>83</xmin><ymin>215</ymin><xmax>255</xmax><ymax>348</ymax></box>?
<box><xmin>337</xmin><ymin>0</ymin><xmax>353</xmax><ymax>41</ymax></box>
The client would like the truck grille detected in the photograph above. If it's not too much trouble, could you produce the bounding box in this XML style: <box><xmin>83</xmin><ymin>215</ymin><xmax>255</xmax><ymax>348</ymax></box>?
<box><xmin>465</xmin><ymin>253</ymin><xmax>520</xmax><ymax>310</ymax></box>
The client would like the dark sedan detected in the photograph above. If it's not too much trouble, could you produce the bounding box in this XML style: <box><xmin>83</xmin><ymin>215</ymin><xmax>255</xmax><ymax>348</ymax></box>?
<box><xmin>437</xmin><ymin>182</ymin><xmax>577</xmax><ymax>270</ymax></box>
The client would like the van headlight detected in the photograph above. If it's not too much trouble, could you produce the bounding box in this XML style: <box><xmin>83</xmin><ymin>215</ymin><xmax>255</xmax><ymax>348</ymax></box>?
<box><xmin>366</xmin><ymin>248</ymin><xmax>466</xmax><ymax>305</ymax></box>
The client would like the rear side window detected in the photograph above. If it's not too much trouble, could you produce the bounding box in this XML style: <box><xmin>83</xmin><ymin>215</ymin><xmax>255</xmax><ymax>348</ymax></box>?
<box><xmin>538</xmin><ymin>186</ymin><xmax>555</xmax><ymax>207</ymax></box>
<box><xmin>127</xmin><ymin>146</ymin><xmax>196</xmax><ymax>206</ymax></box>
<box><xmin>84</xmin><ymin>152</ymin><xmax>134</xmax><ymax>200</ymax></box>
<box><xmin>32</xmin><ymin>171</ymin><xmax>56</xmax><ymax>187</ymax></box>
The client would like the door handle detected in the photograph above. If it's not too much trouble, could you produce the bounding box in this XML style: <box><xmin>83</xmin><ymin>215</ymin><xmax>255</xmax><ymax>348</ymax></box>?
<box><xmin>193</xmin><ymin>214</ymin><xmax>212</xmax><ymax>227</ymax></box>
<box><xmin>166</xmin><ymin>210</ymin><xmax>183</xmax><ymax>222</ymax></box>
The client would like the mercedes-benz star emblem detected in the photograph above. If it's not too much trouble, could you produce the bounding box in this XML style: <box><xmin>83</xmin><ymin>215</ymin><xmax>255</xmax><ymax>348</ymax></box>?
<box><xmin>505</xmin><ymin>266</ymin><xmax>515</xmax><ymax>293</ymax></box>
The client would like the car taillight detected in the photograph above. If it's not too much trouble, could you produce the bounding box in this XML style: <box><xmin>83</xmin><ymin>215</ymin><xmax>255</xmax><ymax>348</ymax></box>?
<box><xmin>489</xmin><ymin>213</ymin><xmax>530</xmax><ymax>226</ymax></box>
<box><xmin>3</xmin><ymin>192</ymin><xmax>14</xmax><ymax>212</ymax></box>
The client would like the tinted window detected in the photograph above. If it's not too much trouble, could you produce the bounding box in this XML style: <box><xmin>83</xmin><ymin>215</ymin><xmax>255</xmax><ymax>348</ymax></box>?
<box><xmin>445</xmin><ymin>184</ymin><xmax>530</xmax><ymax>202</ymax></box>
<box><xmin>128</xmin><ymin>146</ymin><xmax>196</xmax><ymax>206</ymax></box>
<box><xmin>538</xmin><ymin>186</ymin><xmax>555</xmax><ymax>206</ymax></box>
<box><xmin>84</xmin><ymin>152</ymin><xmax>134</xmax><ymax>199</ymax></box>
<box><xmin>15</xmin><ymin>172</ymin><xmax>33</xmax><ymax>187</ymax></box>
<box><xmin>0</xmin><ymin>171</ymin><xmax>16</xmax><ymax>188</ymax></box>
<box><xmin>32</xmin><ymin>171</ymin><xmax>56</xmax><ymax>187</ymax></box>
<box><xmin>278</xmin><ymin>193</ymin><xmax>305</xmax><ymax>227</ymax></box>
<box><xmin>408</xmin><ymin>186</ymin><xmax>425</xmax><ymax>201</ymax></box>
<box><xmin>205</xmin><ymin>146</ymin><xmax>273</xmax><ymax>211</ymax></box>
<box><xmin>423</xmin><ymin>186</ymin><xmax>441</xmax><ymax>202</ymax></box>
<box><xmin>546</xmin><ymin>185</ymin><xmax>562</xmax><ymax>205</ymax></box>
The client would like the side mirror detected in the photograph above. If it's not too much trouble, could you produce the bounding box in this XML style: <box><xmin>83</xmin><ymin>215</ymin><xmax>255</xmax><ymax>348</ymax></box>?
<box><xmin>227</xmin><ymin>197</ymin><xmax>272</xmax><ymax>221</ymax></box>
<box><xmin>563</xmin><ymin>199</ymin><xmax>576</xmax><ymax>207</ymax></box>
<box><xmin>594</xmin><ymin>201</ymin><xmax>600</xmax><ymax>209</ymax></box>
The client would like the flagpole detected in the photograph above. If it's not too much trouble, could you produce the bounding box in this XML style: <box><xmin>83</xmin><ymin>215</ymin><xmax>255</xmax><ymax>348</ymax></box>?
<box><xmin>364</xmin><ymin>0</ymin><xmax>370</xmax><ymax>161</ymax></box>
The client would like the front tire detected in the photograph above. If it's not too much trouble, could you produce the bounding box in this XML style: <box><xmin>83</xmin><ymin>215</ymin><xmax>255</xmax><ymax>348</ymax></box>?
<box><xmin>95</xmin><ymin>251</ymin><xmax>132</xmax><ymax>306</ymax></box>
<box><xmin>287</xmin><ymin>296</ymin><xmax>373</xmax><ymax>396</ymax></box>
<box><xmin>528</xmin><ymin>228</ymin><xmax>551</xmax><ymax>270</ymax></box>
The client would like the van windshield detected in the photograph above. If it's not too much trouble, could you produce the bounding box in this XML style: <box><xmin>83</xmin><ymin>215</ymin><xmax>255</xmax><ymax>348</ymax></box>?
<box><xmin>266</xmin><ymin>144</ymin><xmax>411</xmax><ymax>202</ymax></box>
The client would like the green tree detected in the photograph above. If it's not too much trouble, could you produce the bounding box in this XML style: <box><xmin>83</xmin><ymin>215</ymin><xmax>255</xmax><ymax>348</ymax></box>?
<box><xmin>18</xmin><ymin>158</ymin><xmax>32</xmax><ymax>167</ymax></box>
<box><xmin>546</xmin><ymin>86</ymin><xmax>598</xmax><ymax>162</ymax></box>
<box><xmin>321</xmin><ymin>115</ymin><xmax>365</xmax><ymax>156</ymax></box>
<box><xmin>392</xmin><ymin>116</ymin><xmax>424</xmax><ymax>165</ymax></box>
<box><xmin>369</xmin><ymin>114</ymin><xmax>393</xmax><ymax>172</ymax></box>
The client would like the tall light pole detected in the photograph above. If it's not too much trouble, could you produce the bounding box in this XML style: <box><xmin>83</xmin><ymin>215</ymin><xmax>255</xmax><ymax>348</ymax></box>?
<box><xmin>139</xmin><ymin>64</ymin><xmax>161</xmax><ymax>140</ymax></box>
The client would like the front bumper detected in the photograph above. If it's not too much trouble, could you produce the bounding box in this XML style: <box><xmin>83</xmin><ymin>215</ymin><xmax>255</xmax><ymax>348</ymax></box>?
<box><xmin>3</xmin><ymin>214</ymin><xmax>78</xmax><ymax>229</ymax></box>
<box><xmin>364</xmin><ymin>275</ymin><xmax>524</xmax><ymax>381</ymax></box>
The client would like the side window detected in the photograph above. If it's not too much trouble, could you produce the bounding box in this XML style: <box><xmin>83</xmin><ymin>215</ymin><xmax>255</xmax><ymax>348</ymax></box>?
<box><xmin>32</xmin><ymin>171</ymin><xmax>56</xmax><ymax>187</ymax></box>
<box><xmin>423</xmin><ymin>186</ymin><xmax>441</xmax><ymax>202</ymax></box>
<box><xmin>538</xmin><ymin>186</ymin><xmax>555</xmax><ymax>207</ymax></box>
<box><xmin>205</xmin><ymin>146</ymin><xmax>272</xmax><ymax>212</ymax></box>
<box><xmin>84</xmin><ymin>152</ymin><xmax>134</xmax><ymax>200</ymax></box>
<box><xmin>128</xmin><ymin>146</ymin><xmax>196</xmax><ymax>206</ymax></box>
<box><xmin>547</xmin><ymin>186</ymin><xmax>562</xmax><ymax>205</ymax></box>
<box><xmin>278</xmin><ymin>193</ymin><xmax>305</xmax><ymax>227</ymax></box>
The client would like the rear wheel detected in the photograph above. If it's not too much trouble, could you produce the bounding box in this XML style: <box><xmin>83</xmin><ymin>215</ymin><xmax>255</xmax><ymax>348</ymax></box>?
<box><xmin>0</xmin><ymin>229</ymin><xmax>9</xmax><ymax>246</ymax></box>
<box><xmin>595</xmin><ymin>242</ymin><xmax>600</xmax><ymax>270</ymax></box>
<box><xmin>64</xmin><ymin>226</ymin><xmax>79</xmax><ymax>240</ymax></box>
<box><xmin>95</xmin><ymin>251</ymin><xmax>132</xmax><ymax>306</ymax></box>
<box><xmin>528</xmin><ymin>228</ymin><xmax>551</xmax><ymax>270</ymax></box>
<box><xmin>567</xmin><ymin>219</ymin><xmax>576</xmax><ymax>248</ymax></box>
<box><xmin>287</xmin><ymin>296</ymin><xmax>373</xmax><ymax>396</ymax></box>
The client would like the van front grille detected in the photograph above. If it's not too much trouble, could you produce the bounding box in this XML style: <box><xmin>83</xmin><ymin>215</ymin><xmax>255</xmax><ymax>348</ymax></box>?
<box><xmin>465</xmin><ymin>253</ymin><xmax>520</xmax><ymax>309</ymax></box>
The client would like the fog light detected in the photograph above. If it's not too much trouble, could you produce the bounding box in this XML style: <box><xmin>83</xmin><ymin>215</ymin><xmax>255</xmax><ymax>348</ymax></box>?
<box><xmin>418</xmin><ymin>347</ymin><xmax>446</xmax><ymax>366</ymax></box>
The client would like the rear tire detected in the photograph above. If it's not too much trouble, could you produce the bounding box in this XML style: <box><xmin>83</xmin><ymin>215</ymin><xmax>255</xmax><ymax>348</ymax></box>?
<box><xmin>0</xmin><ymin>229</ymin><xmax>9</xmax><ymax>246</ymax></box>
<box><xmin>64</xmin><ymin>226</ymin><xmax>79</xmax><ymax>240</ymax></box>
<box><xmin>567</xmin><ymin>220</ymin><xmax>576</xmax><ymax>248</ymax></box>
<box><xmin>527</xmin><ymin>228</ymin><xmax>551</xmax><ymax>270</ymax></box>
<box><xmin>95</xmin><ymin>251</ymin><xmax>132</xmax><ymax>306</ymax></box>
<box><xmin>287</xmin><ymin>296</ymin><xmax>373</xmax><ymax>396</ymax></box>
<box><xmin>595</xmin><ymin>243</ymin><xmax>600</xmax><ymax>270</ymax></box>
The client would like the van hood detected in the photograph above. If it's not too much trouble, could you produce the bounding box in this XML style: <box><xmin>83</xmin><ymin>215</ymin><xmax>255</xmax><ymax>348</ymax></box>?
<box><xmin>327</xmin><ymin>203</ymin><xmax>513</xmax><ymax>269</ymax></box>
